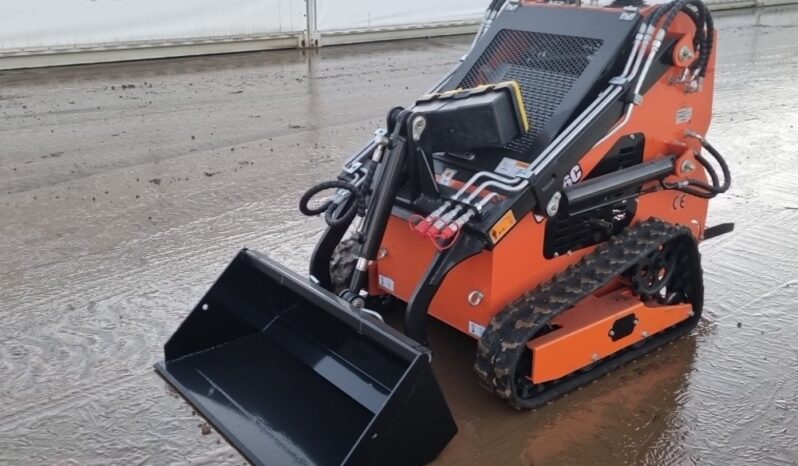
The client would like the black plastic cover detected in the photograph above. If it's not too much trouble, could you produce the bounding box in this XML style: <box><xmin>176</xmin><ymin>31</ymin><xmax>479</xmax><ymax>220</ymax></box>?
<box><xmin>155</xmin><ymin>249</ymin><xmax>456</xmax><ymax>466</ymax></box>
<box><xmin>415</xmin><ymin>85</ymin><xmax>525</xmax><ymax>153</ymax></box>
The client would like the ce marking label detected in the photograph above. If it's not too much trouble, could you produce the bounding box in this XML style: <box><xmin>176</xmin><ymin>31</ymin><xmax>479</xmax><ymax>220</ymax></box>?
<box><xmin>673</xmin><ymin>194</ymin><xmax>687</xmax><ymax>210</ymax></box>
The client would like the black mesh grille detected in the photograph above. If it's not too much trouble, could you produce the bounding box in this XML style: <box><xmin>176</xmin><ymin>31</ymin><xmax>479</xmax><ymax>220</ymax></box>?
<box><xmin>460</xmin><ymin>30</ymin><xmax>603</xmax><ymax>153</ymax></box>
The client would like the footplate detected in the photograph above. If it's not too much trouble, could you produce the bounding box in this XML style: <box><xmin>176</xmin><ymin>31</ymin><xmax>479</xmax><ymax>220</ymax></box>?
<box><xmin>527</xmin><ymin>290</ymin><xmax>693</xmax><ymax>383</ymax></box>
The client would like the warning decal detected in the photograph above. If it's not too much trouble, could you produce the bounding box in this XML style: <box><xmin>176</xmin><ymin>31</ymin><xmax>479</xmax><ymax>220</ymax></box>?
<box><xmin>468</xmin><ymin>321</ymin><xmax>486</xmax><ymax>337</ymax></box>
<box><xmin>490</xmin><ymin>210</ymin><xmax>517</xmax><ymax>244</ymax></box>
<box><xmin>495</xmin><ymin>157</ymin><xmax>530</xmax><ymax>177</ymax></box>
<box><xmin>378</xmin><ymin>274</ymin><xmax>395</xmax><ymax>292</ymax></box>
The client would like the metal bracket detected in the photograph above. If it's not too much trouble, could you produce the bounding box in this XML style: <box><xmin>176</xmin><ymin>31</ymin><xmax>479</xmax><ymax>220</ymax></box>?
<box><xmin>303</xmin><ymin>0</ymin><xmax>321</xmax><ymax>48</ymax></box>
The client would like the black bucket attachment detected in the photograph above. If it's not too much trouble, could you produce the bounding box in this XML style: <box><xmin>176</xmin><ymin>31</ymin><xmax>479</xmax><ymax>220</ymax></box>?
<box><xmin>155</xmin><ymin>249</ymin><xmax>456</xmax><ymax>466</ymax></box>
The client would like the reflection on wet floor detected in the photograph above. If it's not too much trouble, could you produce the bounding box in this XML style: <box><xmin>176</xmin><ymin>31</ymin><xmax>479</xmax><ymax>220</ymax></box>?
<box><xmin>1</xmin><ymin>5</ymin><xmax>797</xmax><ymax>466</ymax></box>
<box><xmin>426</xmin><ymin>316</ymin><xmax>700</xmax><ymax>465</ymax></box>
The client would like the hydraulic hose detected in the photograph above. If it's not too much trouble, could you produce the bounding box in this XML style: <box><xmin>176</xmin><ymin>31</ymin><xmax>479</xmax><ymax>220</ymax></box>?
<box><xmin>664</xmin><ymin>131</ymin><xmax>731</xmax><ymax>199</ymax></box>
<box><xmin>686</xmin><ymin>0</ymin><xmax>714</xmax><ymax>78</ymax></box>
<box><xmin>698</xmin><ymin>138</ymin><xmax>730</xmax><ymax>193</ymax></box>
<box><xmin>664</xmin><ymin>0</ymin><xmax>712</xmax><ymax>60</ymax></box>
<box><xmin>681</xmin><ymin>5</ymin><xmax>704</xmax><ymax>50</ymax></box>
<box><xmin>687</xmin><ymin>135</ymin><xmax>731</xmax><ymax>195</ymax></box>
<box><xmin>299</xmin><ymin>180</ymin><xmax>361</xmax><ymax>227</ymax></box>
<box><xmin>299</xmin><ymin>159</ymin><xmax>375</xmax><ymax>227</ymax></box>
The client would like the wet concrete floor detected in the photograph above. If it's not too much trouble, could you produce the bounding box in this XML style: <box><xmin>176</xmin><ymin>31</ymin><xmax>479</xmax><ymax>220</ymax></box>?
<box><xmin>1</xmin><ymin>6</ymin><xmax>797</xmax><ymax>465</ymax></box>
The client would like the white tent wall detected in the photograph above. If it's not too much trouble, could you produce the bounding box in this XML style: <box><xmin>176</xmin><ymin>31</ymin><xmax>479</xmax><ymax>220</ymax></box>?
<box><xmin>315</xmin><ymin>0</ymin><xmax>485</xmax><ymax>32</ymax></box>
<box><xmin>310</xmin><ymin>0</ymin><xmax>486</xmax><ymax>46</ymax></box>
<box><xmin>0</xmin><ymin>0</ymin><xmax>307</xmax><ymax>69</ymax></box>
<box><xmin>0</xmin><ymin>0</ymin><xmax>794</xmax><ymax>70</ymax></box>
<box><xmin>1</xmin><ymin>0</ymin><xmax>305</xmax><ymax>51</ymax></box>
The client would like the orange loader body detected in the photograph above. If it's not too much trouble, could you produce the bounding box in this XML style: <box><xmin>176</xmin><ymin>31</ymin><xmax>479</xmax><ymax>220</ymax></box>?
<box><xmin>375</xmin><ymin>10</ymin><xmax>716</xmax><ymax>384</ymax></box>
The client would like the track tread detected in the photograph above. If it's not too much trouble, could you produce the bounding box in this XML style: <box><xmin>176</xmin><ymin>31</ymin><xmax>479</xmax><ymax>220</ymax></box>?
<box><xmin>474</xmin><ymin>218</ymin><xmax>699</xmax><ymax>409</ymax></box>
<box><xmin>330</xmin><ymin>237</ymin><xmax>358</xmax><ymax>293</ymax></box>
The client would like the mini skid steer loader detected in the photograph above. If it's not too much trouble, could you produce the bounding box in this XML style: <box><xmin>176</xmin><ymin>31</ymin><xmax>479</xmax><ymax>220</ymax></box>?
<box><xmin>156</xmin><ymin>0</ymin><xmax>732</xmax><ymax>464</ymax></box>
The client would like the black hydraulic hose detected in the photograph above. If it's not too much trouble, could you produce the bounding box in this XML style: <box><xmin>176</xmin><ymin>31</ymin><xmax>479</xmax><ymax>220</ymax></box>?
<box><xmin>689</xmin><ymin>1</ymin><xmax>707</xmax><ymax>49</ymax></box>
<box><xmin>681</xmin><ymin>0</ymin><xmax>714</xmax><ymax>77</ymax></box>
<box><xmin>298</xmin><ymin>180</ymin><xmax>341</xmax><ymax>216</ymax></box>
<box><xmin>663</xmin><ymin>136</ymin><xmax>731</xmax><ymax>198</ymax></box>
<box><xmin>697</xmin><ymin>138</ymin><xmax>731</xmax><ymax>193</ymax></box>
<box><xmin>662</xmin><ymin>0</ymin><xmax>688</xmax><ymax>31</ymax></box>
<box><xmin>699</xmin><ymin>1</ymin><xmax>714</xmax><ymax>77</ymax></box>
<box><xmin>298</xmin><ymin>179</ymin><xmax>357</xmax><ymax>218</ymax></box>
<box><xmin>647</xmin><ymin>0</ymin><xmax>715</xmax><ymax>81</ymax></box>
<box><xmin>359</xmin><ymin>158</ymin><xmax>378</xmax><ymax>210</ymax></box>
<box><xmin>676</xmin><ymin>180</ymin><xmax>717</xmax><ymax>199</ymax></box>
<box><xmin>695</xmin><ymin>152</ymin><xmax>720</xmax><ymax>188</ymax></box>
<box><xmin>661</xmin><ymin>0</ymin><xmax>713</xmax><ymax>78</ymax></box>
<box><xmin>298</xmin><ymin>163</ymin><xmax>373</xmax><ymax>227</ymax></box>
<box><xmin>325</xmin><ymin>194</ymin><xmax>359</xmax><ymax>227</ymax></box>
<box><xmin>681</xmin><ymin>4</ymin><xmax>704</xmax><ymax>50</ymax></box>
<box><xmin>648</xmin><ymin>0</ymin><xmax>677</xmax><ymax>29</ymax></box>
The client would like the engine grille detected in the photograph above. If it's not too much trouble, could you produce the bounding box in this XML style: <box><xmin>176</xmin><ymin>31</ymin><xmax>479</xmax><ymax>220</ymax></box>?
<box><xmin>460</xmin><ymin>30</ymin><xmax>603</xmax><ymax>154</ymax></box>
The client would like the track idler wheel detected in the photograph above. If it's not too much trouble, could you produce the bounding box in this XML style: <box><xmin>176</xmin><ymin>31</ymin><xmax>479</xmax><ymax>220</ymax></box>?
<box><xmin>630</xmin><ymin>246</ymin><xmax>677</xmax><ymax>299</ymax></box>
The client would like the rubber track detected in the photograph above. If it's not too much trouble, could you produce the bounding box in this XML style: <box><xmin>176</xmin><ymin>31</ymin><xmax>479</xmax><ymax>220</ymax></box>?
<box><xmin>474</xmin><ymin>218</ymin><xmax>699</xmax><ymax>409</ymax></box>
<box><xmin>329</xmin><ymin>237</ymin><xmax>358</xmax><ymax>293</ymax></box>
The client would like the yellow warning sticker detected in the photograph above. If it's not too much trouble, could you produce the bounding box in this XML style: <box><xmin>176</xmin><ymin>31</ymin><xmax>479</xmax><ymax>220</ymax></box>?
<box><xmin>489</xmin><ymin>210</ymin><xmax>517</xmax><ymax>244</ymax></box>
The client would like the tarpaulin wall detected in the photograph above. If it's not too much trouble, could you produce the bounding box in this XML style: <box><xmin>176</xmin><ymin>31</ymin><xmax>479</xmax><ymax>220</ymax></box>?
<box><xmin>0</xmin><ymin>0</ymin><xmax>793</xmax><ymax>70</ymax></box>
<box><xmin>315</xmin><ymin>0</ymin><xmax>486</xmax><ymax>32</ymax></box>
<box><xmin>1</xmin><ymin>0</ymin><xmax>305</xmax><ymax>50</ymax></box>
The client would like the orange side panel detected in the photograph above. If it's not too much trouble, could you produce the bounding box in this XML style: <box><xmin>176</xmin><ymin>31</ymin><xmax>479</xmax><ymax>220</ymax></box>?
<box><xmin>428</xmin><ymin>214</ymin><xmax>587</xmax><ymax>338</ymax></box>
<box><xmin>528</xmin><ymin>290</ymin><xmax>693</xmax><ymax>383</ymax></box>
<box><xmin>373</xmin><ymin>216</ymin><xmax>438</xmax><ymax>301</ymax></box>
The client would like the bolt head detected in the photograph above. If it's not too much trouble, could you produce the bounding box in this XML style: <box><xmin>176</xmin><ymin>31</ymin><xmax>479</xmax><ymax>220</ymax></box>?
<box><xmin>377</xmin><ymin>247</ymin><xmax>388</xmax><ymax>259</ymax></box>
<box><xmin>681</xmin><ymin>159</ymin><xmax>696</xmax><ymax>174</ymax></box>
<box><xmin>467</xmin><ymin>290</ymin><xmax>485</xmax><ymax>306</ymax></box>
<box><xmin>546</xmin><ymin>192</ymin><xmax>562</xmax><ymax>217</ymax></box>
<box><xmin>679</xmin><ymin>45</ymin><xmax>694</xmax><ymax>61</ymax></box>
